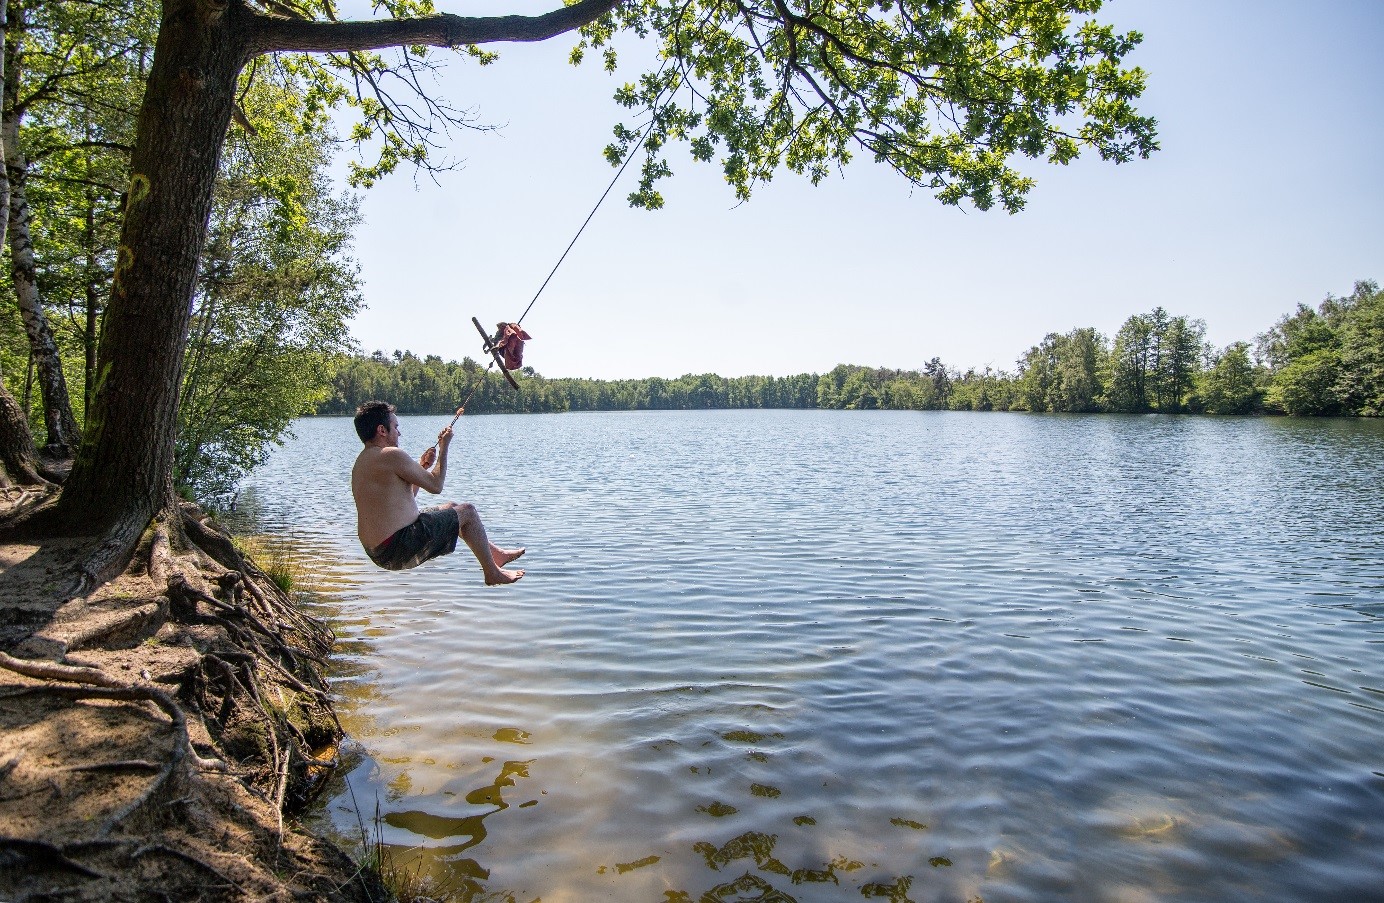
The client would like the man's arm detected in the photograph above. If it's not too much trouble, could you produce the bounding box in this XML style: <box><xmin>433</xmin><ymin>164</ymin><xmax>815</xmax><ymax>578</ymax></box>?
<box><xmin>412</xmin><ymin>447</ymin><xmax>437</xmax><ymax>497</ymax></box>
<box><xmin>383</xmin><ymin>432</ymin><xmax>449</xmax><ymax>494</ymax></box>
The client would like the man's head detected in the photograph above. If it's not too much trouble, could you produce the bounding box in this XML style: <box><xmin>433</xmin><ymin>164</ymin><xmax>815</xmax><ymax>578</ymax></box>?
<box><xmin>354</xmin><ymin>400</ymin><xmax>397</xmax><ymax>444</ymax></box>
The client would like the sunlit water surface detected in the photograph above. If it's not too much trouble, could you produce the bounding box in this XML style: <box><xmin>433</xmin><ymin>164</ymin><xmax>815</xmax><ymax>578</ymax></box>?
<box><xmin>237</xmin><ymin>411</ymin><xmax>1384</xmax><ymax>902</ymax></box>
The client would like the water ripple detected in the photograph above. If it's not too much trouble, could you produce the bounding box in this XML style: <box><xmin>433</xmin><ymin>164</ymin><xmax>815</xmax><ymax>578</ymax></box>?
<box><xmin>239</xmin><ymin>410</ymin><xmax>1384</xmax><ymax>902</ymax></box>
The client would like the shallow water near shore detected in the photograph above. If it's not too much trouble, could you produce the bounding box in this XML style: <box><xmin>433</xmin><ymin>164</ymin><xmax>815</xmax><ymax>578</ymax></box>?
<box><xmin>239</xmin><ymin>410</ymin><xmax>1384</xmax><ymax>902</ymax></box>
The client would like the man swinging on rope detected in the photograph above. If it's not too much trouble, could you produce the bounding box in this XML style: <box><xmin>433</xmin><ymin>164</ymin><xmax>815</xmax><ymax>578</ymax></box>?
<box><xmin>351</xmin><ymin>401</ymin><xmax>524</xmax><ymax>584</ymax></box>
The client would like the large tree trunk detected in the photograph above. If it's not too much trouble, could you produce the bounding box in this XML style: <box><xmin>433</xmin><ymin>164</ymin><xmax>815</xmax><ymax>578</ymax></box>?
<box><xmin>0</xmin><ymin>374</ymin><xmax>43</xmax><ymax>487</ymax></box>
<box><xmin>4</xmin><ymin>18</ymin><xmax>81</xmax><ymax>455</ymax></box>
<box><xmin>51</xmin><ymin>0</ymin><xmax>247</xmax><ymax>547</ymax></box>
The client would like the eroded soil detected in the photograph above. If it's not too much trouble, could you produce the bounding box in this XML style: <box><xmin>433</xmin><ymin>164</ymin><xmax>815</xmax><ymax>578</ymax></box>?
<box><xmin>0</xmin><ymin>497</ymin><xmax>385</xmax><ymax>902</ymax></box>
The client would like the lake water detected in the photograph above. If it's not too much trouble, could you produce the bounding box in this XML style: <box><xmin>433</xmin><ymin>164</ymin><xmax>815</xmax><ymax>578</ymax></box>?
<box><xmin>237</xmin><ymin>410</ymin><xmax>1384</xmax><ymax>903</ymax></box>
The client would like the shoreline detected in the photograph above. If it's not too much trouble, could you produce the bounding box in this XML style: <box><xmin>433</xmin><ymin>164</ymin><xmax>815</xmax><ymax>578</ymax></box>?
<box><xmin>0</xmin><ymin>500</ymin><xmax>382</xmax><ymax>902</ymax></box>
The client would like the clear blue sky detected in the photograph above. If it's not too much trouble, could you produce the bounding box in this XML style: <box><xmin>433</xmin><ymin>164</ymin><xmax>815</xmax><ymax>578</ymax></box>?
<box><xmin>334</xmin><ymin>0</ymin><xmax>1383</xmax><ymax>380</ymax></box>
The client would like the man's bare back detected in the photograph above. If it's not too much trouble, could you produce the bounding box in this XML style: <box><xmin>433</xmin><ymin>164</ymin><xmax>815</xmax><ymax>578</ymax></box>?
<box><xmin>350</xmin><ymin>405</ymin><xmax>523</xmax><ymax>584</ymax></box>
<box><xmin>352</xmin><ymin>443</ymin><xmax>437</xmax><ymax>549</ymax></box>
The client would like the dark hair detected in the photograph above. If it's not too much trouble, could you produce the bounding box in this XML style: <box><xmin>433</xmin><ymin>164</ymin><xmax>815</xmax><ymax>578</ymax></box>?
<box><xmin>354</xmin><ymin>400</ymin><xmax>395</xmax><ymax>443</ymax></box>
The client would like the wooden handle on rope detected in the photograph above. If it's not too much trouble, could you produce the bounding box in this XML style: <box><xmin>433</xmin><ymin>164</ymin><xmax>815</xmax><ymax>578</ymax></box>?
<box><xmin>424</xmin><ymin>322</ymin><xmax>505</xmax><ymax>453</ymax></box>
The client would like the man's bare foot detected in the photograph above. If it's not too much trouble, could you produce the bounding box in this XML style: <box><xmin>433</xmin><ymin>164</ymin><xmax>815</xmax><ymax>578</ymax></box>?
<box><xmin>485</xmin><ymin>567</ymin><xmax>524</xmax><ymax>586</ymax></box>
<box><xmin>490</xmin><ymin>546</ymin><xmax>525</xmax><ymax>568</ymax></box>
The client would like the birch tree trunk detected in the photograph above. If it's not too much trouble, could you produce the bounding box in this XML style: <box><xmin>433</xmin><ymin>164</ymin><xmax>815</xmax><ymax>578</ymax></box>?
<box><xmin>3</xmin><ymin>0</ymin><xmax>80</xmax><ymax>455</ymax></box>
<box><xmin>0</xmin><ymin>0</ymin><xmax>45</xmax><ymax>489</ymax></box>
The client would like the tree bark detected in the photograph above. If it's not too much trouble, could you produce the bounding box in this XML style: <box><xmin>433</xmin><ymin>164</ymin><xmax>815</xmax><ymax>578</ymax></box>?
<box><xmin>0</xmin><ymin>374</ymin><xmax>43</xmax><ymax>487</ymax></box>
<box><xmin>84</xmin><ymin>182</ymin><xmax>100</xmax><ymax>416</ymax></box>
<box><xmin>4</xmin><ymin>12</ymin><xmax>81</xmax><ymax>454</ymax></box>
<box><xmin>249</xmin><ymin>0</ymin><xmax>622</xmax><ymax>54</ymax></box>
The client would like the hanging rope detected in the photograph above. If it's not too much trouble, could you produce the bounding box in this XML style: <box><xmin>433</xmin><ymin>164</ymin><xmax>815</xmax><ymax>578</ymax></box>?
<box><xmin>515</xmin><ymin>124</ymin><xmax>652</xmax><ymax>327</ymax></box>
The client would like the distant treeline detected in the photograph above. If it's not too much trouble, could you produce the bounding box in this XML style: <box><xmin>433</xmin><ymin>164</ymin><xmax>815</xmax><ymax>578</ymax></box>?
<box><xmin>319</xmin><ymin>282</ymin><xmax>1383</xmax><ymax>418</ymax></box>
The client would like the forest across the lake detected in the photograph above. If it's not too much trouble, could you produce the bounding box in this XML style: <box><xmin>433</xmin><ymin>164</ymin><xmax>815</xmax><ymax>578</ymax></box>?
<box><xmin>318</xmin><ymin>284</ymin><xmax>1384</xmax><ymax>422</ymax></box>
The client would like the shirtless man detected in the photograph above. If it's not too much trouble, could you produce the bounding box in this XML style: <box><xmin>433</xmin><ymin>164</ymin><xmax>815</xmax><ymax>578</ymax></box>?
<box><xmin>351</xmin><ymin>400</ymin><xmax>524</xmax><ymax>584</ymax></box>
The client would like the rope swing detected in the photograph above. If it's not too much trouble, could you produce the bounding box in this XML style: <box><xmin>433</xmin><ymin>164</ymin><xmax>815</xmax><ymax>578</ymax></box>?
<box><xmin>430</xmin><ymin>119</ymin><xmax>655</xmax><ymax>444</ymax></box>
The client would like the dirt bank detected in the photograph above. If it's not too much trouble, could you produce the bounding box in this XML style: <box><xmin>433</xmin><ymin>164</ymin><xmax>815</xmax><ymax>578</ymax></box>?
<box><xmin>0</xmin><ymin>495</ymin><xmax>385</xmax><ymax>902</ymax></box>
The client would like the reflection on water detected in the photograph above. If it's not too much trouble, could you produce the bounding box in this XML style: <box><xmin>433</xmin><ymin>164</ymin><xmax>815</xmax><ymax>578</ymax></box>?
<box><xmin>239</xmin><ymin>411</ymin><xmax>1384</xmax><ymax>902</ymax></box>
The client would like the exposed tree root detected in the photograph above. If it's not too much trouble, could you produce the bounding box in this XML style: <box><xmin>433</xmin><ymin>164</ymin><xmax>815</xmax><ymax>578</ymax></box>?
<box><xmin>0</xmin><ymin>483</ymin><xmax>57</xmax><ymax>533</ymax></box>
<box><xmin>0</xmin><ymin>497</ymin><xmax>379</xmax><ymax>902</ymax></box>
<box><xmin>59</xmin><ymin>760</ymin><xmax>162</xmax><ymax>774</ymax></box>
<box><xmin>0</xmin><ymin>485</ymin><xmax>48</xmax><ymax>506</ymax></box>
<box><xmin>0</xmin><ymin>836</ymin><xmax>107</xmax><ymax>880</ymax></box>
<box><xmin>0</xmin><ymin>652</ymin><xmax>222</xmax><ymax>766</ymax></box>
<box><xmin>74</xmin><ymin>509</ymin><xmax>151</xmax><ymax>596</ymax></box>
<box><xmin>178</xmin><ymin>504</ymin><xmax>243</xmax><ymax>570</ymax></box>
<box><xmin>0</xmin><ymin>657</ymin><xmax>226</xmax><ymax>836</ymax></box>
<box><xmin>132</xmin><ymin>842</ymin><xmax>240</xmax><ymax>891</ymax></box>
<box><xmin>148</xmin><ymin>518</ymin><xmax>173</xmax><ymax>585</ymax></box>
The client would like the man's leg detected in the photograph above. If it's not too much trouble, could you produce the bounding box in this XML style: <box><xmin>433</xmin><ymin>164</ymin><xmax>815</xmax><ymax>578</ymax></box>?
<box><xmin>489</xmin><ymin>542</ymin><xmax>526</xmax><ymax>568</ymax></box>
<box><xmin>448</xmin><ymin>502</ymin><xmax>524</xmax><ymax>585</ymax></box>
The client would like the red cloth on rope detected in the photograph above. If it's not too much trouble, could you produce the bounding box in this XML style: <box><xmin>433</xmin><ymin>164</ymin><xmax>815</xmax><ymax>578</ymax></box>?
<box><xmin>492</xmin><ymin>323</ymin><xmax>532</xmax><ymax>370</ymax></box>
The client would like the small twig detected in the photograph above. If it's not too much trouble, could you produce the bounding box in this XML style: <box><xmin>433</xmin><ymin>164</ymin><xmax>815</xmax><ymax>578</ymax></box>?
<box><xmin>271</xmin><ymin>727</ymin><xmax>289</xmax><ymax>845</ymax></box>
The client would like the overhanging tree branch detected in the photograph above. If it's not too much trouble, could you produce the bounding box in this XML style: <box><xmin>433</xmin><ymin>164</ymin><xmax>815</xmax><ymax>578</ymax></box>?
<box><xmin>250</xmin><ymin>0</ymin><xmax>624</xmax><ymax>56</ymax></box>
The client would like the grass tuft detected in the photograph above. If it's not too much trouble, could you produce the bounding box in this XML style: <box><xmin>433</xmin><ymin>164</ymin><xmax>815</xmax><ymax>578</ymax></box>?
<box><xmin>232</xmin><ymin>532</ymin><xmax>300</xmax><ymax>594</ymax></box>
<box><xmin>359</xmin><ymin>801</ymin><xmax>453</xmax><ymax>903</ymax></box>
